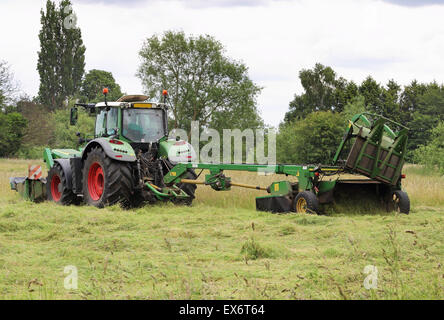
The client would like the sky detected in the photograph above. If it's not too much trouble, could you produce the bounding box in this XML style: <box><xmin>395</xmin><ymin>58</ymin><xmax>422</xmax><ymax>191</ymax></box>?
<box><xmin>1</xmin><ymin>0</ymin><xmax>444</xmax><ymax>127</ymax></box>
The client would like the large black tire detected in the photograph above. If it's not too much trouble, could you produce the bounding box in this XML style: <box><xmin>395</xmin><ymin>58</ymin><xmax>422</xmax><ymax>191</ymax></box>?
<box><xmin>173</xmin><ymin>169</ymin><xmax>198</xmax><ymax>206</ymax></box>
<box><xmin>46</xmin><ymin>163</ymin><xmax>78</xmax><ymax>205</ymax></box>
<box><xmin>82</xmin><ymin>147</ymin><xmax>132</xmax><ymax>208</ymax></box>
<box><xmin>293</xmin><ymin>191</ymin><xmax>319</xmax><ymax>214</ymax></box>
<box><xmin>392</xmin><ymin>190</ymin><xmax>410</xmax><ymax>214</ymax></box>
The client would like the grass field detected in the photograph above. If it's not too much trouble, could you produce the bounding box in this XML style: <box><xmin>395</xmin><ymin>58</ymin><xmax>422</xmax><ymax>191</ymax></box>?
<box><xmin>0</xmin><ymin>159</ymin><xmax>442</xmax><ymax>299</ymax></box>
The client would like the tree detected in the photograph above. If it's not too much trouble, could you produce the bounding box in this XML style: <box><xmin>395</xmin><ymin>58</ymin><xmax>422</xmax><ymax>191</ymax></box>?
<box><xmin>80</xmin><ymin>69</ymin><xmax>124</xmax><ymax>103</ymax></box>
<box><xmin>284</xmin><ymin>63</ymin><xmax>358</xmax><ymax>122</ymax></box>
<box><xmin>137</xmin><ymin>30</ymin><xmax>263</xmax><ymax>133</ymax></box>
<box><xmin>381</xmin><ymin>79</ymin><xmax>401</xmax><ymax>122</ymax></box>
<box><xmin>409</xmin><ymin>85</ymin><xmax>444</xmax><ymax>152</ymax></box>
<box><xmin>0</xmin><ymin>60</ymin><xmax>19</xmax><ymax>109</ymax></box>
<box><xmin>277</xmin><ymin>111</ymin><xmax>345</xmax><ymax>164</ymax></box>
<box><xmin>358</xmin><ymin>76</ymin><xmax>383</xmax><ymax>114</ymax></box>
<box><xmin>414</xmin><ymin>121</ymin><xmax>444</xmax><ymax>174</ymax></box>
<box><xmin>342</xmin><ymin>95</ymin><xmax>366</xmax><ymax>122</ymax></box>
<box><xmin>37</xmin><ymin>0</ymin><xmax>85</xmax><ymax>110</ymax></box>
<box><xmin>0</xmin><ymin>112</ymin><xmax>27</xmax><ymax>157</ymax></box>
<box><xmin>16</xmin><ymin>99</ymin><xmax>55</xmax><ymax>147</ymax></box>
<box><xmin>51</xmin><ymin>99</ymin><xmax>95</xmax><ymax>149</ymax></box>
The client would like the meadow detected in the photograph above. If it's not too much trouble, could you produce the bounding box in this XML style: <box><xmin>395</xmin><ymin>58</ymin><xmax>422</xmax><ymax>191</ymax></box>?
<box><xmin>0</xmin><ymin>159</ymin><xmax>442</xmax><ymax>299</ymax></box>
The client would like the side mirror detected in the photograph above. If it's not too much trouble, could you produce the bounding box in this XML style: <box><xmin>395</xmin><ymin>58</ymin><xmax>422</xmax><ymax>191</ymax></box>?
<box><xmin>70</xmin><ymin>107</ymin><xmax>78</xmax><ymax>126</ymax></box>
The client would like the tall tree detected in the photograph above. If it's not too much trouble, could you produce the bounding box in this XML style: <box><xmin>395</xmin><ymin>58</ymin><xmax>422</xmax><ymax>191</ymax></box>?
<box><xmin>137</xmin><ymin>30</ymin><xmax>263</xmax><ymax>132</ymax></box>
<box><xmin>358</xmin><ymin>76</ymin><xmax>383</xmax><ymax>114</ymax></box>
<box><xmin>409</xmin><ymin>84</ymin><xmax>444</xmax><ymax>151</ymax></box>
<box><xmin>0</xmin><ymin>60</ymin><xmax>18</xmax><ymax>109</ymax></box>
<box><xmin>284</xmin><ymin>63</ymin><xmax>358</xmax><ymax>122</ymax></box>
<box><xmin>80</xmin><ymin>69</ymin><xmax>124</xmax><ymax>103</ymax></box>
<box><xmin>37</xmin><ymin>0</ymin><xmax>85</xmax><ymax>111</ymax></box>
<box><xmin>381</xmin><ymin>79</ymin><xmax>401</xmax><ymax>122</ymax></box>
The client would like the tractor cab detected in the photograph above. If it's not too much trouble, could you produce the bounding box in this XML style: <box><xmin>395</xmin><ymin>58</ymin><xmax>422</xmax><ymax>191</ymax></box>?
<box><xmin>72</xmin><ymin>93</ymin><xmax>169</xmax><ymax>144</ymax></box>
<box><xmin>92</xmin><ymin>100</ymin><xmax>168</xmax><ymax>143</ymax></box>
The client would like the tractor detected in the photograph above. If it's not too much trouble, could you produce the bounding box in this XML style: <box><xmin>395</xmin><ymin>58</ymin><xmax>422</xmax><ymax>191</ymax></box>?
<box><xmin>43</xmin><ymin>89</ymin><xmax>198</xmax><ymax>208</ymax></box>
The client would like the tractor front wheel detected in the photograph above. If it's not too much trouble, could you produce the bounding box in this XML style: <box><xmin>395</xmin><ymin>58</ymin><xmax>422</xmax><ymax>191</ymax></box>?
<box><xmin>46</xmin><ymin>163</ymin><xmax>78</xmax><ymax>205</ymax></box>
<box><xmin>293</xmin><ymin>191</ymin><xmax>319</xmax><ymax>214</ymax></box>
<box><xmin>82</xmin><ymin>147</ymin><xmax>132</xmax><ymax>208</ymax></box>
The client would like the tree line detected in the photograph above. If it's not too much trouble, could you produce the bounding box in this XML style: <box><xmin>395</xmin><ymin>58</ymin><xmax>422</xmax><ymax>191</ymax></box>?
<box><xmin>0</xmin><ymin>0</ymin><xmax>442</xmax><ymax>173</ymax></box>
<box><xmin>279</xmin><ymin>63</ymin><xmax>444</xmax><ymax>170</ymax></box>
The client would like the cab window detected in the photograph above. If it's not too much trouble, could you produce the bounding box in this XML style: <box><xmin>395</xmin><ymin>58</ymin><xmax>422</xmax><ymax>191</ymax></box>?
<box><xmin>95</xmin><ymin>110</ymin><xmax>106</xmax><ymax>137</ymax></box>
<box><xmin>122</xmin><ymin>108</ymin><xmax>165</xmax><ymax>142</ymax></box>
<box><xmin>106</xmin><ymin>108</ymin><xmax>118</xmax><ymax>135</ymax></box>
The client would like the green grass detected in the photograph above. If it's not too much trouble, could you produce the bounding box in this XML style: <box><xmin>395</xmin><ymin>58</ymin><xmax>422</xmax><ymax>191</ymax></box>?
<box><xmin>0</xmin><ymin>159</ymin><xmax>442</xmax><ymax>299</ymax></box>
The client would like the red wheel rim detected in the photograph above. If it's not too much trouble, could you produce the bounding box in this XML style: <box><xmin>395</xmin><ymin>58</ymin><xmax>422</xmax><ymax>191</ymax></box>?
<box><xmin>88</xmin><ymin>162</ymin><xmax>104</xmax><ymax>201</ymax></box>
<box><xmin>51</xmin><ymin>174</ymin><xmax>61</xmax><ymax>202</ymax></box>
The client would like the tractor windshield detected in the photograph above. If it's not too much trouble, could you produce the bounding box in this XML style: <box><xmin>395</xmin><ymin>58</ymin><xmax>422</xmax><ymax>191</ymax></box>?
<box><xmin>122</xmin><ymin>108</ymin><xmax>166</xmax><ymax>142</ymax></box>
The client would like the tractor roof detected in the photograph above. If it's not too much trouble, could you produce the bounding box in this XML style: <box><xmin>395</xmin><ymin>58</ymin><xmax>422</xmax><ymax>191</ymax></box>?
<box><xmin>92</xmin><ymin>94</ymin><xmax>166</xmax><ymax>109</ymax></box>
<box><xmin>116</xmin><ymin>95</ymin><xmax>149</xmax><ymax>102</ymax></box>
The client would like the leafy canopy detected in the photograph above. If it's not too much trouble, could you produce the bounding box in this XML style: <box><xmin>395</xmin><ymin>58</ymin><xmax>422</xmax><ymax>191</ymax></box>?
<box><xmin>80</xmin><ymin>69</ymin><xmax>123</xmax><ymax>103</ymax></box>
<box><xmin>137</xmin><ymin>30</ymin><xmax>263</xmax><ymax>132</ymax></box>
<box><xmin>277</xmin><ymin>111</ymin><xmax>345</xmax><ymax>164</ymax></box>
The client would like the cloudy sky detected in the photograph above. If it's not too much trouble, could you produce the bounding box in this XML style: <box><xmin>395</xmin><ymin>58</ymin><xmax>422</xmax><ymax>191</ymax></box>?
<box><xmin>1</xmin><ymin>0</ymin><xmax>444</xmax><ymax>127</ymax></box>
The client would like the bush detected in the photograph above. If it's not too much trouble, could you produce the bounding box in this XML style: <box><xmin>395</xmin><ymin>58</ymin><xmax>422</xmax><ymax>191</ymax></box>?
<box><xmin>51</xmin><ymin>107</ymin><xmax>95</xmax><ymax>149</ymax></box>
<box><xmin>414</xmin><ymin>121</ymin><xmax>444</xmax><ymax>174</ymax></box>
<box><xmin>276</xmin><ymin>111</ymin><xmax>345</xmax><ymax>164</ymax></box>
<box><xmin>0</xmin><ymin>112</ymin><xmax>27</xmax><ymax>157</ymax></box>
<box><xmin>15</xmin><ymin>145</ymin><xmax>46</xmax><ymax>159</ymax></box>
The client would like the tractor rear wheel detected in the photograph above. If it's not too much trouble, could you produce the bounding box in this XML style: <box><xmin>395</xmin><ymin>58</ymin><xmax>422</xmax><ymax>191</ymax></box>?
<box><xmin>82</xmin><ymin>147</ymin><xmax>132</xmax><ymax>208</ymax></box>
<box><xmin>173</xmin><ymin>169</ymin><xmax>198</xmax><ymax>206</ymax></box>
<box><xmin>46</xmin><ymin>163</ymin><xmax>78</xmax><ymax>205</ymax></box>
<box><xmin>293</xmin><ymin>191</ymin><xmax>319</xmax><ymax>214</ymax></box>
<box><xmin>392</xmin><ymin>190</ymin><xmax>410</xmax><ymax>214</ymax></box>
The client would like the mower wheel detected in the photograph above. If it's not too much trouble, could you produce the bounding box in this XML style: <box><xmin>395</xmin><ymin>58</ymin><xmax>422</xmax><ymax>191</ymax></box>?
<box><xmin>392</xmin><ymin>190</ymin><xmax>410</xmax><ymax>214</ymax></box>
<box><xmin>82</xmin><ymin>146</ymin><xmax>133</xmax><ymax>208</ymax></box>
<box><xmin>294</xmin><ymin>191</ymin><xmax>319</xmax><ymax>214</ymax></box>
<box><xmin>46</xmin><ymin>163</ymin><xmax>78</xmax><ymax>205</ymax></box>
<box><xmin>173</xmin><ymin>169</ymin><xmax>198</xmax><ymax>206</ymax></box>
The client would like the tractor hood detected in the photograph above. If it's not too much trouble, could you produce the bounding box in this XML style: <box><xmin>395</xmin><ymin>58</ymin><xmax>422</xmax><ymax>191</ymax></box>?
<box><xmin>159</xmin><ymin>139</ymin><xmax>197</xmax><ymax>164</ymax></box>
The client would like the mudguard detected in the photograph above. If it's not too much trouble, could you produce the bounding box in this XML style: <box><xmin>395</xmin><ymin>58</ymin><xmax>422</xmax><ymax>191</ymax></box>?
<box><xmin>81</xmin><ymin>138</ymin><xmax>136</xmax><ymax>162</ymax></box>
<box><xmin>54</xmin><ymin>158</ymin><xmax>73</xmax><ymax>189</ymax></box>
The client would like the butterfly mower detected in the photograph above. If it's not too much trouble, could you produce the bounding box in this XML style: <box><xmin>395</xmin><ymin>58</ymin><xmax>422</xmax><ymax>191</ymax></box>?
<box><xmin>10</xmin><ymin>90</ymin><xmax>410</xmax><ymax>214</ymax></box>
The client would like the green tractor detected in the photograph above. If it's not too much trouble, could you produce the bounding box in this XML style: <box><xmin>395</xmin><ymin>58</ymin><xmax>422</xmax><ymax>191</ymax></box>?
<box><xmin>43</xmin><ymin>90</ymin><xmax>198</xmax><ymax>208</ymax></box>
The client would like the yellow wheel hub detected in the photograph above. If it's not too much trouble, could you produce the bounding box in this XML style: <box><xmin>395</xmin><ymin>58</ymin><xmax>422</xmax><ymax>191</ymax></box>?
<box><xmin>296</xmin><ymin>197</ymin><xmax>307</xmax><ymax>213</ymax></box>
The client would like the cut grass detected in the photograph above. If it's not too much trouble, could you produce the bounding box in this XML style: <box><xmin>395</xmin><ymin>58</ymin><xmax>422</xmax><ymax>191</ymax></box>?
<box><xmin>0</xmin><ymin>159</ymin><xmax>442</xmax><ymax>299</ymax></box>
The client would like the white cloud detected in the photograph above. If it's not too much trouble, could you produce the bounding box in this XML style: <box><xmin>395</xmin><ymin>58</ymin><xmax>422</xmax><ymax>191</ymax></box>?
<box><xmin>1</xmin><ymin>0</ymin><xmax>444</xmax><ymax>127</ymax></box>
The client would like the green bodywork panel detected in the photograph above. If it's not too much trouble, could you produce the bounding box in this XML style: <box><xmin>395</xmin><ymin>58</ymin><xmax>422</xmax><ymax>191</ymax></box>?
<box><xmin>158</xmin><ymin>139</ymin><xmax>175</xmax><ymax>159</ymax></box>
<box><xmin>318</xmin><ymin>180</ymin><xmax>337</xmax><ymax>194</ymax></box>
<box><xmin>52</xmin><ymin>149</ymin><xmax>81</xmax><ymax>159</ymax></box>
<box><xmin>269</xmin><ymin>181</ymin><xmax>293</xmax><ymax>196</ymax></box>
<box><xmin>43</xmin><ymin>147</ymin><xmax>81</xmax><ymax>170</ymax></box>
